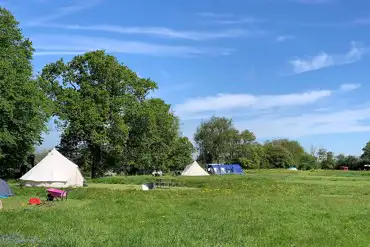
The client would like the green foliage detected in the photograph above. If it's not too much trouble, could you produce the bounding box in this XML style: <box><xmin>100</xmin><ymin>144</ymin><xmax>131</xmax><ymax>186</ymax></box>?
<box><xmin>298</xmin><ymin>153</ymin><xmax>318</xmax><ymax>170</ymax></box>
<box><xmin>194</xmin><ymin>116</ymin><xmax>257</xmax><ymax>164</ymax></box>
<box><xmin>194</xmin><ymin>116</ymin><xmax>234</xmax><ymax>163</ymax></box>
<box><xmin>321</xmin><ymin>151</ymin><xmax>335</xmax><ymax>169</ymax></box>
<box><xmin>266</xmin><ymin>139</ymin><xmax>305</xmax><ymax>166</ymax></box>
<box><xmin>361</xmin><ymin>141</ymin><xmax>370</xmax><ymax>163</ymax></box>
<box><xmin>3</xmin><ymin>7</ymin><xmax>370</xmax><ymax>179</ymax></box>
<box><xmin>235</xmin><ymin>143</ymin><xmax>268</xmax><ymax>169</ymax></box>
<box><xmin>40</xmin><ymin>50</ymin><xmax>193</xmax><ymax>176</ymax></box>
<box><xmin>167</xmin><ymin>137</ymin><xmax>194</xmax><ymax>171</ymax></box>
<box><xmin>34</xmin><ymin>149</ymin><xmax>51</xmax><ymax>164</ymax></box>
<box><xmin>264</xmin><ymin>144</ymin><xmax>293</xmax><ymax>168</ymax></box>
<box><xmin>317</xmin><ymin>148</ymin><xmax>328</xmax><ymax>162</ymax></box>
<box><xmin>335</xmin><ymin>154</ymin><xmax>362</xmax><ymax>170</ymax></box>
<box><xmin>41</xmin><ymin>50</ymin><xmax>157</xmax><ymax>177</ymax></box>
<box><xmin>123</xmin><ymin>98</ymin><xmax>186</xmax><ymax>172</ymax></box>
<box><xmin>0</xmin><ymin>8</ymin><xmax>51</xmax><ymax>177</ymax></box>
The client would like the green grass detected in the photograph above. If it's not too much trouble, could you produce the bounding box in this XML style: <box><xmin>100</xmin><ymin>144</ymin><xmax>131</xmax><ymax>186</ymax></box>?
<box><xmin>1</xmin><ymin>170</ymin><xmax>370</xmax><ymax>246</ymax></box>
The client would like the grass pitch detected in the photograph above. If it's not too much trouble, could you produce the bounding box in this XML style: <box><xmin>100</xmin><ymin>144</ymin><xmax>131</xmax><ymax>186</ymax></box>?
<box><xmin>1</xmin><ymin>170</ymin><xmax>369</xmax><ymax>246</ymax></box>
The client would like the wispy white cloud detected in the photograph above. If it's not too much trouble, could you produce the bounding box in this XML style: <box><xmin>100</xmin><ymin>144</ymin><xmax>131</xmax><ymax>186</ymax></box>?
<box><xmin>26</xmin><ymin>0</ymin><xmax>101</xmax><ymax>26</ymax></box>
<box><xmin>339</xmin><ymin>83</ymin><xmax>361</xmax><ymax>92</ymax></box>
<box><xmin>292</xmin><ymin>18</ymin><xmax>370</xmax><ymax>28</ymax></box>
<box><xmin>34</xmin><ymin>51</ymin><xmax>86</xmax><ymax>56</ymax></box>
<box><xmin>36</xmin><ymin>24</ymin><xmax>263</xmax><ymax>40</ymax></box>
<box><xmin>206</xmin><ymin>17</ymin><xmax>265</xmax><ymax>25</ymax></box>
<box><xmin>178</xmin><ymin>85</ymin><xmax>370</xmax><ymax>141</ymax></box>
<box><xmin>289</xmin><ymin>42</ymin><xmax>366</xmax><ymax>74</ymax></box>
<box><xmin>31</xmin><ymin>34</ymin><xmax>233</xmax><ymax>57</ymax></box>
<box><xmin>234</xmin><ymin>107</ymin><xmax>370</xmax><ymax>139</ymax></box>
<box><xmin>345</xmin><ymin>41</ymin><xmax>365</xmax><ymax>61</ymax></box>
<box><xmin>174</xmin><ymin>89</ymin><xmax>332</xmax><ymax>117</ymax></box>
<box><xmin>197</xmin><ymin>11</ymin><xmax>265</xmax><ymax>25</ymax></box>
<box><xmin>276</xmin><ymin>35</ymin><xmax>295</xmax><ymax>42</ymax></box>
<box><xmin>290</xmin><ymin>52</ymin><xmax>334</xmax><ymax>74</ymax></box>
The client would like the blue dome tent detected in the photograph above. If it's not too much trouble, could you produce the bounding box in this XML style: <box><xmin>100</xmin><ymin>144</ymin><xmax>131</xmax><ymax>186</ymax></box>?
<box><xmin>0</xmin><ymin>179</ymin><xmax>13</xmax><ymax>198</ymax></box>
<box><xmin>207</xmin><ymin>164</ymin><xmax>244</xmax><ymax>175</ymax></box>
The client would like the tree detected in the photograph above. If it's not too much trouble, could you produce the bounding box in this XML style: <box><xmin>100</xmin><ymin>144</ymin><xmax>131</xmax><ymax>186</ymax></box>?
<box><xmin>321</xmin><ymin>151</ymin><xmax>335</xmax><ymax>169</ymax></box>
<box><xmin>335</xmin><ymin>154</ymin><xmax>347</xmax><ymax>169</ymax></box>
<box><xmin>361</xmin><ymin>141</ymin><xmax>370</xmax><ymax>163</ymax></box>
<box><xmin>123</xmin><ymin>98</ymin><xmax>185</xmax><ymax>172</ymax></box>
<box><xmin>264</xmin><ymin>144</ymin><xmax>293</xmax><ymax>168</ymax></box>
<box><xmin>236</xmin><ymin>143</ymin><xmax>268</xmax><ymax>169</ymax></box>
<box><xmin>335</xmin><ymin>154</ymin><xmax>361</xmax><ymax>170</ymax></box>
<box><xmin>345</xmin><ymin>155</ymin><xmax>361</xmax><ymax>170</ymax></box>
<box><xmin>167</xmin><ymin>137</ymin><xmax>194</xmax><ymax>171</ymax></box>
<box><xmin>34</xmin><ymin>149</ymin><xmax>50</xmax><ymax>164</ymax></box>
<box><xmin>40</xmin><ymin>50</ymin><xmax>156</xmax><ymax>178</ymax></box>
<box><xmin>0</xmin><ymin>8</ymin><xmax>51</xmax><ymax>177</ymax></box>
<box><xmin>309</xmin><ymin>145</ymin><xmax>318</xmax><ymax>157</ymax></box>
<box><xmin>194</xmin><ymin>116</ymin><xmax>235</xmax><ymax>164</ymax></box>
<box><xmin>317</xmin><ymin>148</ymin><xmax>327</xmax><ymax>163</ymax></box>
<box><xmin>194</xmin><ymin>116</ymin><xmax>257</xmax><ymax>164</ymax></box>
<box><xmin>57</xmin><ymin>131</ymin><xmax>91</xmax><ymax>176</ymax></box>
<box><xmin>265</xmin><ymin>139</ymin><xmax>305</xmax><ymax>166</ymax></box>
<box><xmin>298</xmin><ymin>153</ymin><xmax>318</xmax><ymax>170</ymax></box>
<box><xmin>231</xmin><ymin>129</ymin><xmax>256</xmax><ymax>161</ymax></box>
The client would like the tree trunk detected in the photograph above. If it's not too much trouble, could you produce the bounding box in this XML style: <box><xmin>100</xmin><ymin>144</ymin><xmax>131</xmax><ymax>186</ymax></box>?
<box><xmin>91</xmin><ymin>145</ymin><xmax>102</xmax><ymax>178</ymax></box>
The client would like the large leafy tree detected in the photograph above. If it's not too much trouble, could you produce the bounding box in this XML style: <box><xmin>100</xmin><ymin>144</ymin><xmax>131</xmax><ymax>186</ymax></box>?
<box><xmin>194</xmin><ymin>116</ymin><xmax>256</xmax><ymax>164</ymax></box>
<box><xmin>361</xmin><ymin>141</ymin><xmax>370</xmax><ymax>163</ymax></box>
<box><xmin>264</xmin><ymin>144</ymin><xmax>293</xmax><ymax>168</ymax></box>
<box><xmin>298</xmin><ymin>153</ymin><xmax>318</xmax><ymax>170</ymax></box>
<box><xmin>0</xmin><ymin>8</ymin><xmax>51</xmax><ymax>176</ymax></box>
<box><xmin>57</xmin><ymin>131</ymin><xmax>91</xmax><ymax>176</ymax></box>
<box><xmin>266</xmin><ymin>139</ymin><xmax>305</xmax><ymax>166</ymax></box>
<box><xmin>194</xmin><ymin>116</ymin><xmax>235</xmax><ymax>164</ymax></box>
<box><xmin>123</xmin><ymin>98</ymin><xmax>187</xmax><ymax>172</ymax></box>
<box><xmin>40</xmin><ymin>50</ymin><xmax>156</xmax><ymax>177</ymax></box>
<box><xmin>236</xmin><ymin>143</ymin><xmax>268</xmax><ymax>169</ymax></box>
<box><xmin>335</xmin><ymin>154</ymin><xmax>361</xmax><ymax>170</ymax></box>
<box><xmin>321</xmin><ymin>151</ymin><xmax>335</xmax><ymax>169</ymax></box>
<box><xmin>167</xmin><ymin>137</ymin><xmax>194</xmax><ymax>171</ymax></box>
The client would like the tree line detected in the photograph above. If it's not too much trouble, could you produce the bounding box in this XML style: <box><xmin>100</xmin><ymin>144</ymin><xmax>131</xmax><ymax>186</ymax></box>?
<box><xmin>1</xmin><ymin>8</ymin><xmax>369</xmax><ymax>179</ymax></box>
<box><xmin>0</xmin><ymin>8</ymin><xmax>193</xmax><ymax>178</ymax></box>
<box><xmin>194</xmin><ymin>116</ymin><xmax>370</xmax><ymax>170</ymax></box>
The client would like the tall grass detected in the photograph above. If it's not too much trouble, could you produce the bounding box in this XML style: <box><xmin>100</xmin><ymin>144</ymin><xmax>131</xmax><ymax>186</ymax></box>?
<box><xmin>1</xmin><ymin>170</ymin><xmax>370</xmax><ymax>246</ymax></box>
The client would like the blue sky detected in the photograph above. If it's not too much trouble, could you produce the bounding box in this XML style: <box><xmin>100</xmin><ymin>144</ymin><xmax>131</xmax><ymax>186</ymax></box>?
<box><xmin>2</xmin><ymin>0</ymin><xmax>370</xmax><ymax>155</ymax></box>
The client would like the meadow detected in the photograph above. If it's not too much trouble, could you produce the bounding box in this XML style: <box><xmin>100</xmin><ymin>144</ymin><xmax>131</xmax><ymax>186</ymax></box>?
<box><xmin>1</xmin><ymin>170</ymin><xmax>370</xmax><ymax>247</ymax></box>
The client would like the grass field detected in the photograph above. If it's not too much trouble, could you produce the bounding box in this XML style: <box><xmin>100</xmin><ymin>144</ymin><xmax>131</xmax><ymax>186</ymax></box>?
<box><xmin>1</xmin><ymin>170</ymin><xmax>370</xmax><ymax>246</ymax></box>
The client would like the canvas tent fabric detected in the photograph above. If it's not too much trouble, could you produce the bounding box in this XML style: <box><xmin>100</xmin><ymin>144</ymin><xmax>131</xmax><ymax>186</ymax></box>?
<box><xmin>20</xmin><ymin>148</ymin><xmax>84</xmax><ymax>188</ymax></box>
<box><xmin>181</xmin><ymin>161</ymin><xmax>209</xmax><ymax>176</ymax></box>
<box><xmin>207</xmin><ymin>164</ymin><xmax>244</xmax><ymax>175</ymax></box>
<box><xmin>0</xmin><ymin>179</ymin><xmax>13</xmax><ymax>198</ymax></box>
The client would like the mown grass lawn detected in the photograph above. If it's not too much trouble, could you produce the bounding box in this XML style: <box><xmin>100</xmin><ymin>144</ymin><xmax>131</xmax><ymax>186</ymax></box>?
<box><xmin>1</xmin><ymin>170</ymin><xmax>370</xmax><ymax>247</ymax></box>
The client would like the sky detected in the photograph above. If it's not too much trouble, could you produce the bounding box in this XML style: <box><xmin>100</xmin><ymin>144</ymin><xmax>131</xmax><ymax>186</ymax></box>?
<box><xmin>2</xmin><ymin>0</ymin><xmax>370</xmax><ymax>155</ymax></box>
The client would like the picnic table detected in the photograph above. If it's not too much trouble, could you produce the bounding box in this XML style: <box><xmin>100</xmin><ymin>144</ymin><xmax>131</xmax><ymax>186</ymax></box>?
<box><xmin>154</xmin><ymin>179</ymin><xmax>183</xmax><ymax>188</ymax></box>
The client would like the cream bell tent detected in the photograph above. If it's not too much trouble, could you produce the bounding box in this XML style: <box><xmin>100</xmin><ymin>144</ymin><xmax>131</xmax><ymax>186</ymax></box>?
<box><xmin>181</xmin><ymin>161</ymin><xmax>209</xmax><ymax>176</ymax></box>
<box><xmin>20</xmin><ymin>148</ymin><xmax>84</xmax><ymax>188</ymax></box>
